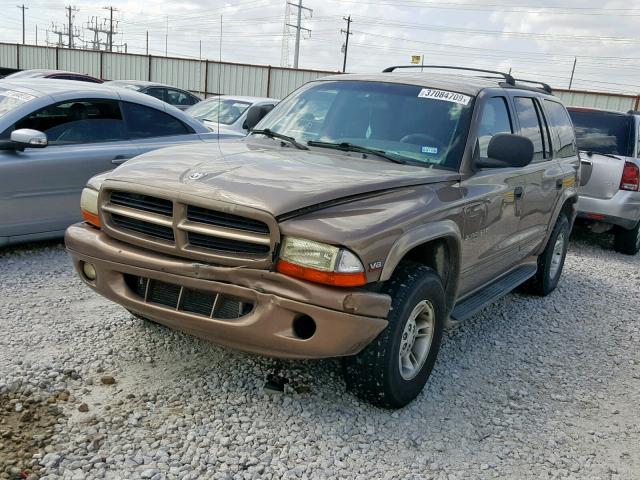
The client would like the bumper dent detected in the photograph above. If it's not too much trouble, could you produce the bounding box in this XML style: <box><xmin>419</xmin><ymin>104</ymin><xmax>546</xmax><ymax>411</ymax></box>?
<box><xmin>65</xmin><ymin>224</ymin><xmax>390</xmax><ymax>359</ymax></box>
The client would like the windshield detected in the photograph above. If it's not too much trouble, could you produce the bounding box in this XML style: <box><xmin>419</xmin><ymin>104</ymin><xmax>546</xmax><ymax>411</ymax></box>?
<box><xmin>254</xmin><ymin>80</ymin><xmax>474</xmax><ymax>169</ymax></box>
<box><xmin>569</xmin><ymin>109</ymin><xmax>634</xmax><ymax>157</ymax></box>
<box><xmin>187</xmin><ymin>99</ymin><xmax>252</xmax><ymax>125</ymax></box>
<box><xmin>0</xmin><ymin>87</ymin><xmax>36</xmax><ymax>118</ymax></box>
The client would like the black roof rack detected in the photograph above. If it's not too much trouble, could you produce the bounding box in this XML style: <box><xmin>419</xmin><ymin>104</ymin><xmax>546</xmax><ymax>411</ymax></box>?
<box><xmin>627</xmin><ymin>110</ymin><xmax>640</xmax><ymax>115</ymax></box>
<box><xmin>513</xmin><ymin>78</ymin><xmax>553</xmax><ymax>94</ymax></box>
<box><xmin>382</xmin><ymin>65</ymin><xmax>515</xmax><ymax>85</ymax></box>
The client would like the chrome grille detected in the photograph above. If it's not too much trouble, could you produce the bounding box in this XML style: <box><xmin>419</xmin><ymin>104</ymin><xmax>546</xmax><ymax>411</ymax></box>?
<box><xmin>110</xmin><ymin>191</ymin><xmax>172</xmax><ymax>216</ymax></box>
<box><xmin>101</xmin><ymin>189</ymin><xmax>277</xmax><ymax>267</ymax></box>
<box><xmin>186</xmin><ymin>205</ymin><xmax>269</xmax><ymax>234</ymax></box>
<box><xmin>125</xmin><ymin>275</ymin><xmax>252</xmax><ymax>320</ymax></box>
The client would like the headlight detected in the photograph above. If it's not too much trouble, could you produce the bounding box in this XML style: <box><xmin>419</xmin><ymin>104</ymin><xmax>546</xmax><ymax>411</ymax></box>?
<box><xmin>277</xmin><ymin>237</ymin><xmax>366</xmax><ymax>287</ymax></box>
<box><xmin>80</xmin><ymin>187</ymin><xmax>100</xmax><ymax>228</ymax></box>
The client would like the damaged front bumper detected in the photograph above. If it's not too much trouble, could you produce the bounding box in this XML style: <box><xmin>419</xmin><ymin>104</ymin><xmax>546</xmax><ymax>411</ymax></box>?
<box><xmin>65</xmin><ymin>223</ymin><xmax>390</xmax><ymax>359</ymax></box>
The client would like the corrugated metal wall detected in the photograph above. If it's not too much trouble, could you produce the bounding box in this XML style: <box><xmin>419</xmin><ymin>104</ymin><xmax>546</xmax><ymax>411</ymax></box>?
<box><xmin>102</xmin><ymin>53</ymin><xmax>148</xmax><ymax>81</ymax></box>
<box><xmin>3</xmin><ymin>44</ymin><xmax>637</xmax><ymax>107</ymax></box>
<box><xmin>553</xmin><ymin>89</ymin><xmax>639</xmax><ymax>112</ymax></box>
<box><xmin>19</xmin><ymin>46</ymin><xmax>56</xmax><ymax>70</ymax></box>
<box><xmin>0</xmin><ymin>44</ymin><xmax>18</xmax><ymax>69</ymax></box>
<box><xmin>0</xmin><ymin>43</ymin><xmax>337</xmax><ymax>99</ymax></box>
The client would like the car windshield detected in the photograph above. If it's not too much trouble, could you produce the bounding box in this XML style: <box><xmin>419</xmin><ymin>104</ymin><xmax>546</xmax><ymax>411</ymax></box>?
<box><xmin>0</xmin><ymin>87</ymin><xmax>36</xmax><ymax>118</ymax></box>
<box><xmin>254</xmin><ymin>80</ymin><xmax>474</xmax><ymax>169</ymax></box>
<box><xmin>187</xmin><ymin>99</ymin><xmax>252</xmax><ymax>125</ymax></box>
<box><xmin>569</xmin><ymin>109</ymin><xmax>634</xmax><ymax>157</ymax></box>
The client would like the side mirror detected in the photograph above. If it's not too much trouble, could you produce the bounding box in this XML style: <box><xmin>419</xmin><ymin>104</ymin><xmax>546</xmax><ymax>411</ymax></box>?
<box><xmin>10</xmin><ymin>129</ymin><xmax>48</xmax><ymax>150</ymax></box>
<box><xmin>476</xmin><ymin>133</ymin><xmax>533</xmax><ymax>168</ymax></box>
<box><xmin>243</xmin><ymin>105</ymin><xmax>269</xmax><ymax>131</ymax></box>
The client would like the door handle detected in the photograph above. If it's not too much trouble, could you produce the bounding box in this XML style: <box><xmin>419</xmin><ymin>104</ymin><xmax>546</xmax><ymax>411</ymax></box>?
<box><xmin>112</xmin><ymin>155</ymin><xmax>132</xmax><ymax>165</ymax></box>
<box><xmin>514</xmin><ymin>186</ymin><xmax>524</xmax><ymax>199</ymax></box>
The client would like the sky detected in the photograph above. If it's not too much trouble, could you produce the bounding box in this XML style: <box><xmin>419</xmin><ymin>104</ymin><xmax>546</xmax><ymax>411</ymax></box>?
<box><xmin>3</xmin><ymin>0</ymin><xmax>640</xmax><ymax>94</ymax></box>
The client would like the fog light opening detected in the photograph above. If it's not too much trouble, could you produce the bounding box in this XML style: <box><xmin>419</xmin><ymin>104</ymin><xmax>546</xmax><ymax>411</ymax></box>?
<box><xmin>81</xmin><ymin>262</ymin><xmax>97</xmax><ymax>281</ymax></box>
<box><xmin>293</xmin><ymin>315</ymin><xmax>316</xmax><ymax>340</ymax></box>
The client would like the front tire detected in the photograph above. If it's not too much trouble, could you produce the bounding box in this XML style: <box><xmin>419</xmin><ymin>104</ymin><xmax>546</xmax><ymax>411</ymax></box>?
<box><xmin>342</xmin><ymin>263</ymin><xmax>445</xmax><ymax>409</ymax></box>
<box><xmin>527</xmin><ymin>213</ymin><xmax>570</xmax><ymax>296</ymax></box>
<box><xmin>614</xmin><ymin>221</ymin><xmax>640</xmax><ymax>255</ymax></box>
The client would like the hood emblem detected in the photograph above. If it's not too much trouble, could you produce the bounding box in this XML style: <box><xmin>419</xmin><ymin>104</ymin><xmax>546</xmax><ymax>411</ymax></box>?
<box><xmin>188</xmin><ymin>172</ymin><xmax>205</xmax><ymax>180</ymax></box>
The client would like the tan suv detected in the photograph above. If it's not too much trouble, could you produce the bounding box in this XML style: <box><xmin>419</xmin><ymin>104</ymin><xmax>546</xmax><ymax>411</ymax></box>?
<box><xmin>66</xmin><ymin>66</ymin><xmax>580</xmax><ymax>408</ymax></box>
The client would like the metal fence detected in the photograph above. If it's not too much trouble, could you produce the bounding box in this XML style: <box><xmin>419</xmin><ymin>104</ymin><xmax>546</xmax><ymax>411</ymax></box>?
<box><xmin>553</xmin><ymin>88</ymin><xmax>639</xmax><ymax>112</ymax></box>
<box><xmin>0</xmin><ymin>42</ymin><xmax>338</xmax><ymax>99</ymax></box>
<box><xmin>2</xmin><ymin>43</ymin><xmax>639</xmax><ymax>110</ymax></box>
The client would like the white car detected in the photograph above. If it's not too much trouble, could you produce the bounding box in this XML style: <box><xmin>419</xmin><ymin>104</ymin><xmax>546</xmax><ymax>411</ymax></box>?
<box><xmin>185</xmin><ymin>96</ymin><xmax>278</xmax><ymax>137</ymax></box>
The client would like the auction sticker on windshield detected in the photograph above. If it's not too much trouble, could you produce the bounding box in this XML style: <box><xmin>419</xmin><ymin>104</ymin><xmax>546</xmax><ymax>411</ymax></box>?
<box><xmin>417</xmin><ymin>88</ymin><xmax>471</xmax><ymax>106</ymax></box>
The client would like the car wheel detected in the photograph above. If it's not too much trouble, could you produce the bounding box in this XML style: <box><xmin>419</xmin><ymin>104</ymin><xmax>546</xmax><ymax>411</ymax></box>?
<box><xmin>526</xmin><ymin>213</ymin><xmax>570</xmax><ymax>296</ymax></box>
<box><xmin>342</xmin><ymin>262</ymin><xmax>445</xmax><ymax>409</ymax></box>
<box><xmin>613</xmin><ymin>221</ymin><xmax>640</xmax><ymax>255</ymax></box>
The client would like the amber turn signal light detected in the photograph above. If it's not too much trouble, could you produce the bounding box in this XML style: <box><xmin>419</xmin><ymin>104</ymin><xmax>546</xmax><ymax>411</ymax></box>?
<box><xmin>276</xmin><ymin>259</ymin><xmax>367</xmax><ymax>287</ymax></box>
<box><xmin>81</xmin><ymin>209</ymin><xmax>101</xmax><ymax>228</ymax></box>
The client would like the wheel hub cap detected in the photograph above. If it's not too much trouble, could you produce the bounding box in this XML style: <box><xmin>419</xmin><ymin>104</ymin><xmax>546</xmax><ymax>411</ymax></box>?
<box><xmin>549</xmin><ymin>232</ymin><xmax>566</xmax><ymax>279</ymax></box>
<box><xmin>398</xmin><ymin>300</ymin><xmax>435</xmax><ymax>381</ymax></box>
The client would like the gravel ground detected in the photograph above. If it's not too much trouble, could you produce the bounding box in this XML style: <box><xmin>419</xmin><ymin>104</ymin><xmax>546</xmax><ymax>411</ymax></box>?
<box><xmin>1</xmin><ymin>227</ymin><xmax>639</xmax><ymax>480</ymax></box>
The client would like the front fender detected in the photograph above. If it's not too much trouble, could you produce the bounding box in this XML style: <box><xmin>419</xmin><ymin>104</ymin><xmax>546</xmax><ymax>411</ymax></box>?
<box><xmin>380</xmin><ymin>219</ymin><xmax>463</xmax><ymax>311</ymax></box>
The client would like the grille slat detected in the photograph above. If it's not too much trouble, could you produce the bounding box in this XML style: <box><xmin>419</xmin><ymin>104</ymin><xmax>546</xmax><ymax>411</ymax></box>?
<box><xmin>111</xmin><ymin>214</ymin><xmax>175</xmax><ymax>241</ymax></box>
<box><xmin>188</xmin><ymin>232</ymin><xmax>270</xmax><ymax>255</ymax></box>
<box><xmin>187</xmin><ymin>205</ymin><xmax>269</xmax><ymax>234</ymax></box>
<box><xmin>124</xmin><ymin>275</ymin><xmax>252</xmax><ymax>320</ymax></box>
<box><xmin>110</xmin><ymin>192</ymin><xmax>173</xmax><ymax>216</ymax></box>
<box><xmin>147</xmin><ymin>280</ymin><xmax>181</xmax><ymax>308</ymax></box>
<box><xmin>181</xmin><ymin>288</ymin><xmax>216</xmax><ymax>316</ymax></box>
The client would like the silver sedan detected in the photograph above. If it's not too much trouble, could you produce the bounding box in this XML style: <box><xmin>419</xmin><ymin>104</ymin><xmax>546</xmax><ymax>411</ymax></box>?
<box><xmin>0</xmin><ymin>79</ymin><xmax>229</xmax><ymax>247</ymax></box>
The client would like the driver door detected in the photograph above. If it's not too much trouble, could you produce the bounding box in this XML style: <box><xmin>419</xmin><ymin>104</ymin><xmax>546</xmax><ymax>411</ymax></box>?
<box><xmin>458</xmin><ymin>96</ymin><xmax>528</xmax><ymax>293</ymax></box>
<box><xmin>0</xmin><ymin>99</ymin><xmax>136</xmax><ymax>239</ymax></box>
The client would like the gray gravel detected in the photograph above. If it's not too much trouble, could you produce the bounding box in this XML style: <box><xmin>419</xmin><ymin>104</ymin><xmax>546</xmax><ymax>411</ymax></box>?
<box><xmin>1</xmin><ymin>228</ymin><xmax>639</xmax><ymax>480</ymax></box>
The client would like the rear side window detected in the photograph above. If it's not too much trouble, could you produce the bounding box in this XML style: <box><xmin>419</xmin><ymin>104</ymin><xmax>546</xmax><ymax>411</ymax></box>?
<box><xmin>514</xmin><ymin>97</ymin><xmax>547</xmax><ymax>162</ymax></box>
<box><xmin>544</xmin><ymin>101</ymin><xmax>576</xmax><ymax>158</ymax></box>
<box><xmin>122</xmin><ymin>102</ymin><xmax>192</xmax><ymax>138</ymax></box>
<box><xmin>477</xmin><ymin>97</ymin><xmax>512</xmax><ymax>157</ymax></box>
<box><xmin>14</xmin><ymin>99</ymin><xmax>126</xmax><ymax>145</ymax></box>
<box><xmin>568</xmin><ymin>109</ymin><xmax>634</xmax><ymax>157</ymax></box>
<box><xmin>145</xmin><ymin>88</ymin><xmax>167</xmax><ymax>102</ymax></box>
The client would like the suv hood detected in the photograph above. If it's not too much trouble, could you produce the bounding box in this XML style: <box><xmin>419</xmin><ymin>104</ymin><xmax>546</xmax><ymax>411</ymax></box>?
<box><xmin>106</xmin><ymin>141</ymin><xmax>459</xmax><ymax>217</ymax></box>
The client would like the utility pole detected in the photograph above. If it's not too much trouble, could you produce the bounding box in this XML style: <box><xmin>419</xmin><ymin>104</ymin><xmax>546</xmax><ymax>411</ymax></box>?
<box><xmin>35</xmin><ymin>25</ymin><xmax>38</xmax><ymax>45</ymax></box>
<box><xmin>146</xmin><ymin>30</ymin><xmax>149</xmax><ymax>55</ymax></box>
<box><xmin>165</xmin><ymin>15</ymin><xmax>168</xmax><ymax>57</ymax></box>
<box><xmin>17</xmin><ymin>4</ymin><xmax>28</xmax><ymax>44</ymax></box>
<box><xmin>286</xmin><ymin>0</ymin><xmax>312</xmax><ymax>69</ymax></box>
<box><xmin>341</xmin><ymin>15</ymin><xmax>352</xmax><ymax>73</ymax></box>
<box><xmin>568</xmin><ymin>57</ymin><xmax>577</xmax><ymax>90</ymax></box>
<box><xmin>103</xmin><ymin>6</ymin><xmax>118</xmax><ymax>51</ymax></box>
<box><xmin>65</xmin><ymin>5</ymin><xmax>78</xmax><ymax>49</ymax></box>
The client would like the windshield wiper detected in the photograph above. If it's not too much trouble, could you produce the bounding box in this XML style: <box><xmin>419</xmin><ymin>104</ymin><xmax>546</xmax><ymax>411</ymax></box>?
<box><xmin>306</xmin><ymin>140</ymin><xmax>406</xmax><ymax>164</ymax></box>
<box><xmin>582</xmin><ymin>150</ymin><xmax>622</xmax><ymax>160</ymax></box>
<box><xmin>251</xmin><ymin>128</ymin><xmax>309</xmax><ymax>150</ymax></box>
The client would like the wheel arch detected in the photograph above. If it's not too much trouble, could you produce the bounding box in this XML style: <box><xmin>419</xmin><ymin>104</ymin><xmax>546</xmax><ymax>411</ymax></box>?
<box><xmin>379</xmin><ymin>220</ymin><xmax>462</xmax><ymax>312</ymax></box>
<box><xmin>538</xmin><ymin>192</ymin><xmax>578</xmax><ymax>255</ymax></box>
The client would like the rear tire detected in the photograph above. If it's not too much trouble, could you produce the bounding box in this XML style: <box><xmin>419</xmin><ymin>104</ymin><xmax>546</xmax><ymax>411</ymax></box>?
<box><xmin>527</xmin><ymin>214</ymin><xmax>570</xmax><ymax>296</ymax></box>
<box><xmin>614</xmin><ymin>221</ymin><xmax>640</xmax><ymax>255</ymax></box>
<box><xmin>342</xmin><ymin>263</ymin><xmax>445</xmax><ymax>409</ymax></box>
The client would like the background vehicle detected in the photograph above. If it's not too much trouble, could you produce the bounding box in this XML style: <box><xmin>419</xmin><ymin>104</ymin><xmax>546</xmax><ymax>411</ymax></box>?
<box><xmin>568</xmin><ymin>107</ymin><xmax>640</xmax><ymax>254</ymax></box>
<box><xmin>106</xmin><ymin>80</ymin><xmax>201</xmax><ymax>110</ymax></box>
<box><xmin>0</xmin><ymin>79</ymin><xmax>221</xmax><ymax>247</ymax></box>
<box><xmin>186</xmin><ymin>95</ymin><xmax>278</xmax><ymax>137</ymax></box>
<box><xmin>5</xmin><ymin>69</ymin><xmax>103</xmax><ymax>83</ymax></box>
<box><xmin>66</xmin><ymin>66</ymin><xmax>579</xmax><ymax>408</ymax></box>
